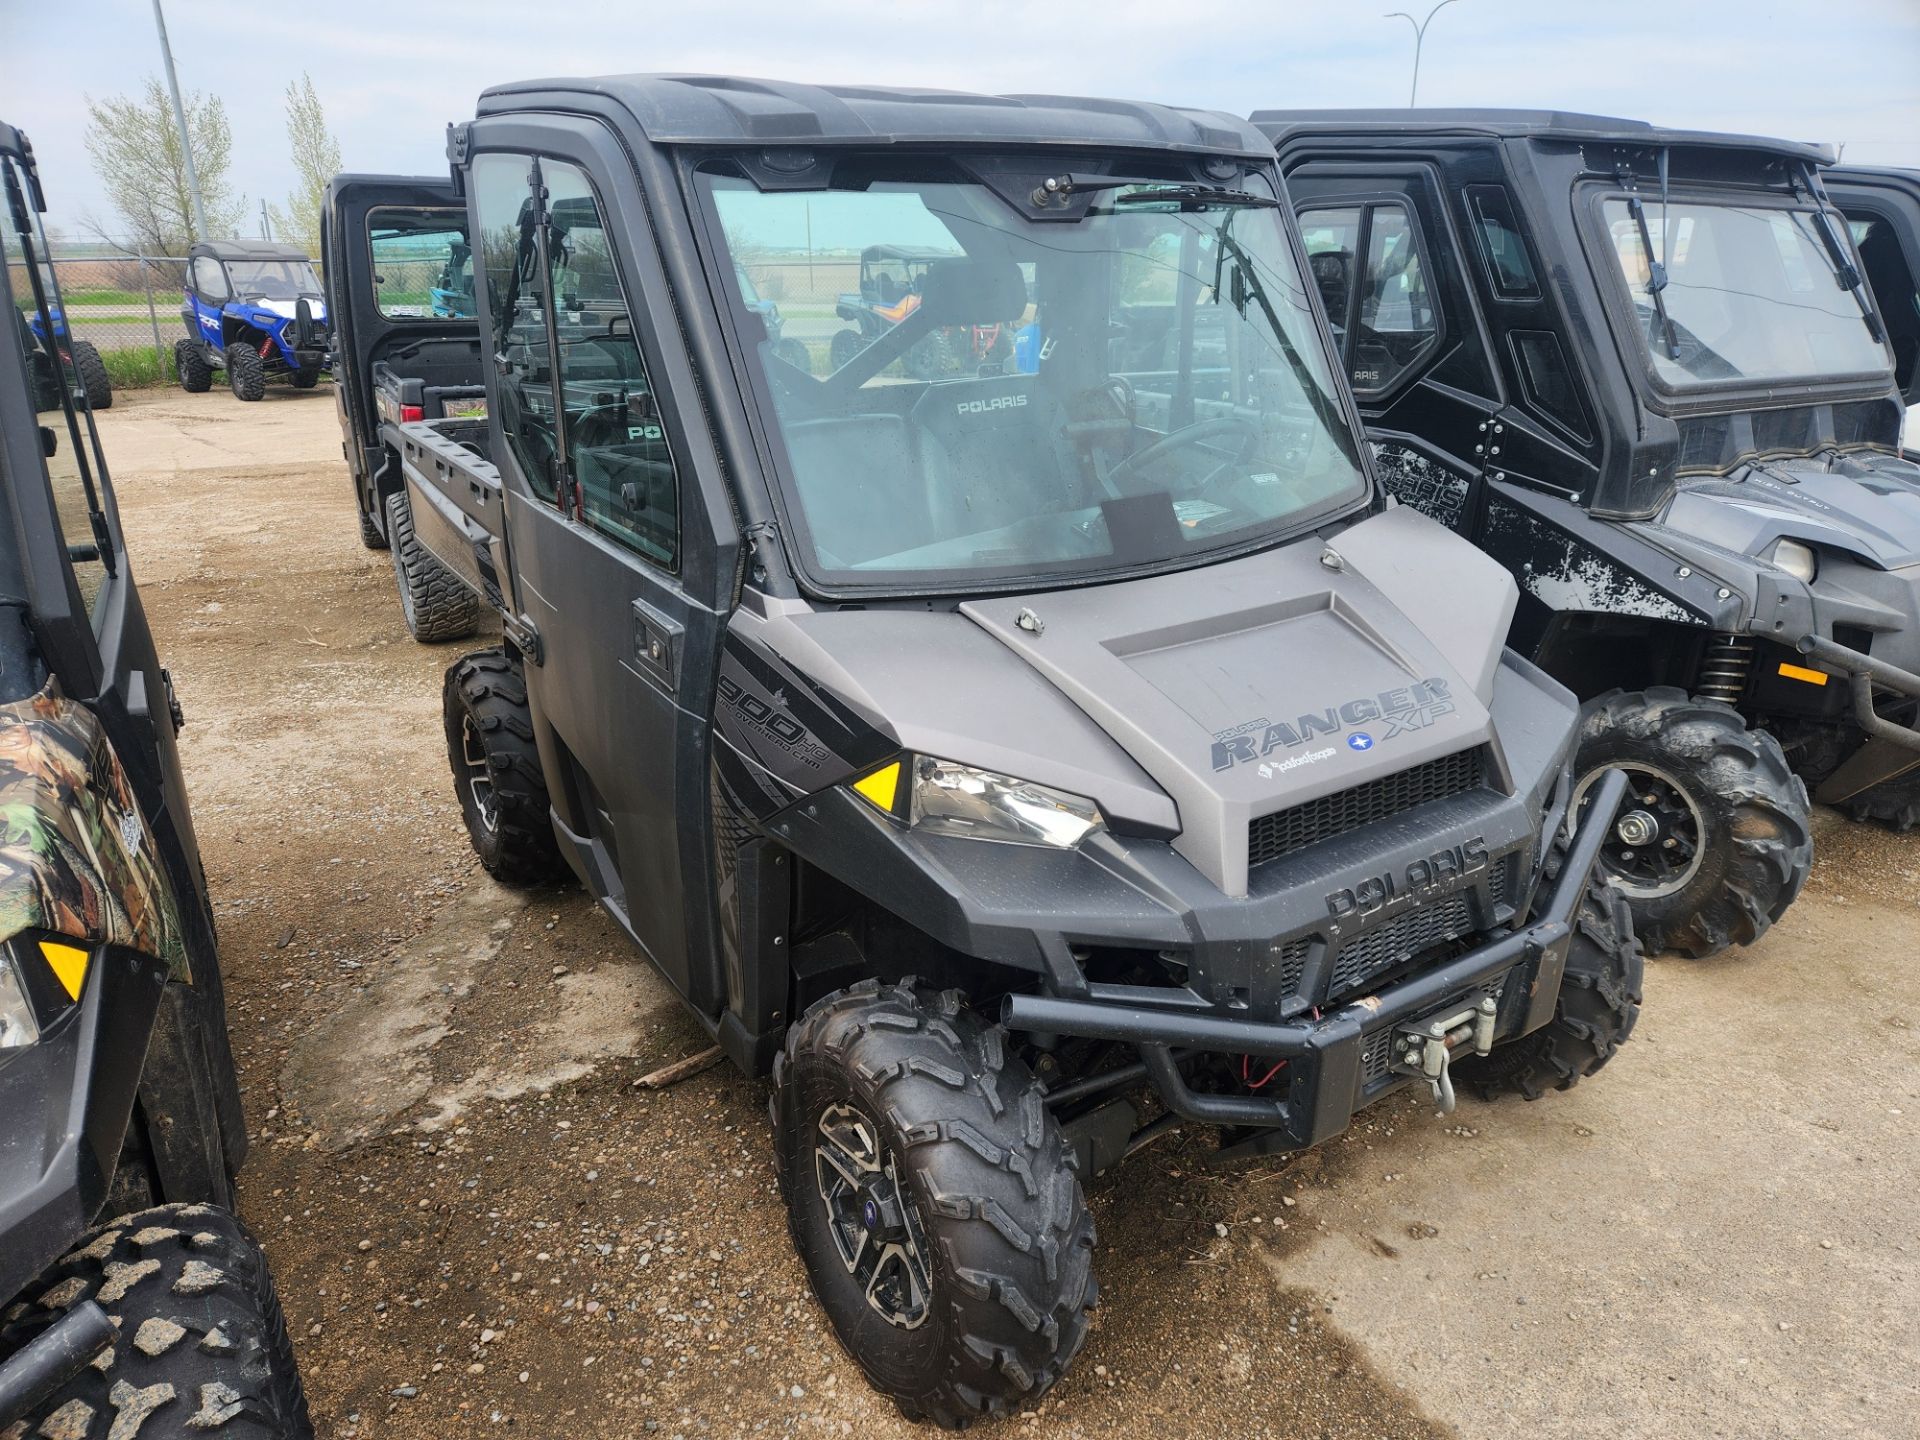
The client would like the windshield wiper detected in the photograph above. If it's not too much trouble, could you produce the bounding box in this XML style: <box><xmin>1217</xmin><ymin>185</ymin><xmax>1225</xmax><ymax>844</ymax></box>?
<box><xmin>1207</xmin><ymin>216</ymin><xmax>1352</xmax><ymax>456</ymax></box>
<box><xmin>1030</xmin><ymin>174</ymin><xmax>1283</xmax><ymax>210</ymax></box>
<box><xmin>1109</xmin><ymin>183</ymin><xmax>1282</xmax><ymax>211</ymax></box>
<box><xmin>1801</xmin><ymin>163</ymin><xmax>1888</xmax><ymax>345</ymax></box>
<box><xmin>1622</xmin><ymin>194</ymin><xmax>1680</xmax><ymax>362</ymax></box>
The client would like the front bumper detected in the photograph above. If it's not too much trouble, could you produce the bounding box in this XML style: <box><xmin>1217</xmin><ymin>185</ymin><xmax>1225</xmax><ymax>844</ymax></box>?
<box><xmin>1002</xmin><ymin>769</ymin><xmax>1626</xmax><ymax>1150</ymax></box>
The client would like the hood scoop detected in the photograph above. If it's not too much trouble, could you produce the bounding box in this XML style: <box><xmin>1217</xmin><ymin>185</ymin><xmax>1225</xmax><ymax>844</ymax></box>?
<box><xmin>963</xmin><ymin>532</ymin><xmax>1499</xmax><ymax>898</ymax></box>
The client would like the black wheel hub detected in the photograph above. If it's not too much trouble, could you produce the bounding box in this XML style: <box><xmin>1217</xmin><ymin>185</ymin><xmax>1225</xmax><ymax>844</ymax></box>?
<box><xmin>815</xmin><ymin>1104</ymin><xmax>933</xmax><ymax>1329</ymax></box>
<box><xmin>1577</xmin><ymin>762</ymin><xmax>1704</xmax><ymax>900</ymax></box>
<box><xmin>460</xmin><ymin>716</ymin><xmax>499</xmax><ymax>833</ymax></box>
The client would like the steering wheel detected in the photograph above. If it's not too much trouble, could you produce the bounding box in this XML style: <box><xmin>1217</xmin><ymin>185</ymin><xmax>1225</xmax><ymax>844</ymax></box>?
<box><xmin>1104</xmin><ymin>415</ymin><xmax>1259</xmax><ymax>496</ymax></box>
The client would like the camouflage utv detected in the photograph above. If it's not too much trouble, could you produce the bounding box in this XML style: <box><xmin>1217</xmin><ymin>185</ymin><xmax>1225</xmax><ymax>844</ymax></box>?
<box><xmin>0</xmin><ymin>123</ymin><xmax>312</xmax><ymax>1437</ymax></box>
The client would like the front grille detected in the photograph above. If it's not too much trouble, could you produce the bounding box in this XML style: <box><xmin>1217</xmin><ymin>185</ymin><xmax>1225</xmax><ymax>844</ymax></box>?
<box><xmin>1274</xmin><ymin>937</ymin><xmax>1311</xmax><ymax>996</ymax></box>
<box><xmin>1248</xmin><ymin>747</ymin><xmax>1486</xmax><ymax>870</ymax></box>
<box><xmin>1325</xmin><ymin>857</ymin><xmax>1510</xmax><ymax>1004</ymax></box>
<box><xmin>1361</xmin><ymin>1029</ymin><xmax>1396</xmax><ymax>1084</ymax></box>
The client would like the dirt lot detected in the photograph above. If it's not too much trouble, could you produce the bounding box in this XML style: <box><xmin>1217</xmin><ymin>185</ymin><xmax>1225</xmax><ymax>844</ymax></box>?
<box><xmin>95</xmin><ymin>387</ymin><xmax>1918</xmax><ymax>1439</ymax></box>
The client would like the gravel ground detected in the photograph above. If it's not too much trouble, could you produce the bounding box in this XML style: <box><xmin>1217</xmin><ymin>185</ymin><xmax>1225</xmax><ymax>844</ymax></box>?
<box><xmin>91</xmin><ymin>387</ymin><xmax>1918</xmax><ymax>1439</ymax></box>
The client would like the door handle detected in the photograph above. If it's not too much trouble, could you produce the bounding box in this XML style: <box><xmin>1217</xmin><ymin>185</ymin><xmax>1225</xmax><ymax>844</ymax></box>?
<box><xmin>632</xmin><ymin>598</ymin><xmax>682</xmax><ymax>692</ymax></box>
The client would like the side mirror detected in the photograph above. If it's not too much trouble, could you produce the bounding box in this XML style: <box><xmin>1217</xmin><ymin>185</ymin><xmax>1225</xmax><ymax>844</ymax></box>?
<box><xmin>295</xmin><ymin>298</ymin><xmax>315</xmax><ymax>348</ymax></box>
<box><xmin>39</xmin><ymin>426</ymin><xmax>57</xmax><ymax>459</ymax></box>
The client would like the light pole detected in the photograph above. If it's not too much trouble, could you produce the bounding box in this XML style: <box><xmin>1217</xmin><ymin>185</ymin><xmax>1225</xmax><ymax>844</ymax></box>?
<box><xmin>1385</xmin><ymin>0</ymin><xmax>1462</xmax><ymax>107</ymax></box>
<box><xmin>150</xmin><ymin>0</ymin><xmax>211</xmax><ymax>241</ymax></box>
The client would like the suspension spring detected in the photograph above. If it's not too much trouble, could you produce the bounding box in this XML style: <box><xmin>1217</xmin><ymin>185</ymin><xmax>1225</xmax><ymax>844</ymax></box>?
<box><xmin>1696</xmin><ymin>633</ymin><xmax>1755</xmax><ymax>704</ymax></box>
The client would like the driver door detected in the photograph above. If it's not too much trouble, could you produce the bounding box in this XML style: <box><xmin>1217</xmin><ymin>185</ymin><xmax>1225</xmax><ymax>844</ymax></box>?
<box><xmin>468</xmin><ymin>124</ymin><xmax>737</xmax><ymax>1017</ymax></box>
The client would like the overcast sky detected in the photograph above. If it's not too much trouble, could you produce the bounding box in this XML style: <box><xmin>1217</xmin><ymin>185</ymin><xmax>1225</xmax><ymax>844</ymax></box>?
<box><xmin>4</xmin><ymin>0</ymin><xmax>1917</xmax><ymax>241</ymax></box>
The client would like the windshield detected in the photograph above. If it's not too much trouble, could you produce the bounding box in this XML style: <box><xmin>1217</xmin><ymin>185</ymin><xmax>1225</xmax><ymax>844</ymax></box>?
<box><xmin>225</xmin><ymin>258</ymin><xmax>321</xmax><ymax>301</ymax></box>
<box><xmin>1600</xmin><ymin>197</ymin><xmax>1891</xmax><ymax>391</ymax></box>
<box><xmin>699</xmin><ymin>164</ymin><xmax>1366</xmax><ymax>590</ymax></box>
<box><xmin>4</xmin><ymin>145</ymin><xmax>119</xmax><ymax>618</ymax></box>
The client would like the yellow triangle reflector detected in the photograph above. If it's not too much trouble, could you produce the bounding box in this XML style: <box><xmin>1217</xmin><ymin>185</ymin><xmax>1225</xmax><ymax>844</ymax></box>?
<box><xmin>40</xmin><ymin>940</ymin><xmax>90</xmax><ymax>1002</ymax></box>
<box><xmin>852</xmin><ymin>761</ymin><xmax>902</xmax><ymax>815</ymax></box>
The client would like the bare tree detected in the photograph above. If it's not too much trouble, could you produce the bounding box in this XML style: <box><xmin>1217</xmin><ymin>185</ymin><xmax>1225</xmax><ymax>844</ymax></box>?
<box><xmin>267</xmin><ymin>74</ymin><xmax>341</xmax><ymax>257</ymax></box>
<box><xmin>83</xmin><ymin>78</ymin><xmax>243</xmax><ymax>258</ymax></box>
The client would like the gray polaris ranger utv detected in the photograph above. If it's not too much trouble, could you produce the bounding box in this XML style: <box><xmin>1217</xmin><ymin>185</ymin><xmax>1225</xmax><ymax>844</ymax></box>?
<box><xmin>1248</xmin><ymin>110</ymin><xmax>1920</xmax><ymax>958</ymax></box>
<box><xmin>347</xmin><ymin>74</ymin><xmax>1640</xmax><ymax>1425</ymax></box>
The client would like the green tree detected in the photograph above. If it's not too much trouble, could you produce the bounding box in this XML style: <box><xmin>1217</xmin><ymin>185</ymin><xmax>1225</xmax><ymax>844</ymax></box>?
<box><xmin>267</xmin><ymin>74</ymin><xmax>341</xmax><ymax>257</ymax></box>
<box><xmin>83</xmin><ymin>78</ymin><xmax>243</xmax><ymax>256</ymax></box>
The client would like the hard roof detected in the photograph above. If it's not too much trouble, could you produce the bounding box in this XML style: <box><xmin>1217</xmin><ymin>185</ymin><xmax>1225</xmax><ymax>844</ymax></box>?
<box><xmin>1249</xmin><ymin>108</ymin><xmax>1834</xmax><ymax>165</ymax></box>
<box><xmin>476</xmin><ymin>73</ymin><xmax>1271</xmax><ymax>158</ymax></box>
<box><xmin>193</xmin><ymin>239</ymin><xmax>317</xmax><ymax>262</ymax></box>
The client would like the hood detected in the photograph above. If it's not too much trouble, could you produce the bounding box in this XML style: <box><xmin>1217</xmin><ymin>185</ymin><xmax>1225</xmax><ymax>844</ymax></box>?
<box><xmin>748</xmin><ymin>507</ymin><xmax>1518</xmax><ymax>898</ymax></box>
<box><xmin>236</xmin><ymin>296</ymin><xmax>327</xmax><ymax>323</ymax></box>
<box><xmin>1656</xmin><ymin>452</ymin><xmax>1920</xmax><ymax>571</ymax></box>
<box><xmin>961</xmin><ymin>506</ymin><xmax>1516</xmax><ymax>896</ymax></box>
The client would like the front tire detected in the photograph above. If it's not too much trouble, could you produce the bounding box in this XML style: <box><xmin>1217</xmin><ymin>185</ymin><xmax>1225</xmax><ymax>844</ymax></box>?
<box><xmin>1459</xmin><ymin>877</ymin><xmax>1643</xmax><ymax>1099</ymax></box>
<box><xmin>226</xmin><ymin>345</ymin><xmax>265</xmax><ymax>402</ymax></box>
<box><xmin>773</xmin><ymin>981</ymin><xmax>1097</xmax><ymax>1428</ymax></box>
<box><xmin>442</xmin><ymin>648</ymin><xmax>566</xmax><ymax>884</ymax></box>
<box><xmin>385</xmin><ymin>489</ymin><xmax>478</xmax><ymax>643</ymax></box>
<box><xmin>1573</xmin><ymin>687</ymin><xmax>1810</xmax><ymax>958</ymax></box>
<box><xmin>70</xmin><ymin>338</ymin><xmax>112</xmax><ymax>408</ymax></box>
<box><xmin>174</xmin><ymin>339</ymin><xmax>211</xmax><ymax>394</ymax></box>
<box><xmin>0</xmin><ymin>1204</ymin><xmax>314</xmax><ymax>1437</ymax></box>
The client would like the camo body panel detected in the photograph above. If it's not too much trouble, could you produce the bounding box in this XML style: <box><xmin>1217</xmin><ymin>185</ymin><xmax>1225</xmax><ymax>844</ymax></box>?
<box><xmin>0</xmin><ymin>682</ymin><xmax>187</xmax><ymax>978</ymax></box>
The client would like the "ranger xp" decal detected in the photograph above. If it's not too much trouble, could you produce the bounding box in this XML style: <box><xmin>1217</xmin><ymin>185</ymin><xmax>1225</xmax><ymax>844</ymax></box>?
<box><xmin>1210</xmin><ymin>678</ymin><xmax>1455</xmax><ymax>772</ymax></box>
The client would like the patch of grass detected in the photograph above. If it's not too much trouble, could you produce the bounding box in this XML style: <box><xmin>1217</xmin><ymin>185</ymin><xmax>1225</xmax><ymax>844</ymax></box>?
<box><xmin>16</xmin><ymin>288</ymin><xmax>155</xmax><ymax>309</ymax></box>
<box><xmin>100</xmin><ymin>347</ymin><xmax>174</xmax><ymax>391</ymax></box>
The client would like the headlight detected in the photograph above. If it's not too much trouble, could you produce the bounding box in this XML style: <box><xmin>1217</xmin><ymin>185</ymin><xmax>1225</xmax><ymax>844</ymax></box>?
<box><xmin>1771</xmin><ymin>539</ymin><xmax>1818</xmax><ymax>584</ymax></box>
<box><xmin>0</xmin><ymin>952</ymin><xmax>38</xmax><ymax>1048</ymax></box>
<box><xmin>847</xmin><ymin>756</ymin><xmax>1106</xmax><ymax>849</ymax></box>
<box><xmin>0</xmin><ymin>936</ymin><xmax>92</xmax><ymax>1050</ymax></box>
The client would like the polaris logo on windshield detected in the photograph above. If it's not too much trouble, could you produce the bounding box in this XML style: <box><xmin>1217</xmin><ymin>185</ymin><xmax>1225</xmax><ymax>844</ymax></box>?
<box><xmin>955</xmin><ymin>395</ymin><xmax>1027</xmax><ymax>416</ymax></box>
<box><xmin>1210</xmin><ymin>678</ymin><xmax>1455</xmax><ymax>772</ymax></box>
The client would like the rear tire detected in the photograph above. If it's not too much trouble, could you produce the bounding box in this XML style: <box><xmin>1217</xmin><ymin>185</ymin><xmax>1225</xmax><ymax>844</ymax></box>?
<box><xmin>1458</xmin><ymin>877</ymin><xmax>1642</xmax><ymax>1100</ymax></box>
<box><xmin>772</xmin><ymin>336</ymin><xmax>812</xmax><ymax>374</ymax></box>
<box><xmin>0</xmin><ymin>1204</ymin><xmax>314</xmax><ymax>1437</ymax></box>
<box><xmin>385</xmin><ymin>489</ymin><xmax>478</xmax><ymax>643</ymax></box>
<box><xmin>174</xmin><ymin>339</ymin><xmax>211</xmax><ymax>394</ymax></box>
<box><xmin>226</xmin><ymin>345</ymin><xmax>265</xmax><ymax>402</ymax></box>
<box><xmin>772</xmin><ymin>981</ymin><xmax>1098</xmax><ymax>1428</ymax></box>
<box><xmin>1573</xmin><ymin>687</ymin><xmax>1810</xmax><ymax>958</ymax></box>
<box><xmin>1839</xmin><ymin>766</ymin><xmax>1920</xmax><ymax>829</ymax></box>
<box><xmin>70</xmin><ymin>338</ymin><xmax>112</xmax><ymax>409</ymax></box>
<box><xmin>442</xmin><ymin>648</ymin><xmax>566</xmax><ymax>884</ymax></box>
<box><xmin>288</xmin><ymin>368</ymin><xmax>319</xmax><ymax>390</ymax></box>
<box><xmin>829</xmin><ymin>328</ymin><xmax>863</xmax><ymax>370</ymax></box>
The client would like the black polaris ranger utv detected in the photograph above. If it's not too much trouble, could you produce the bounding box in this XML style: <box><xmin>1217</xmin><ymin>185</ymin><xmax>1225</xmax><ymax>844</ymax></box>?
<box><xmin>1247</xmin><ymin>109</ymin><xmax>1920</xmax><ymax>959</ymax></box>
<box><xmin>320</xmin><ymin>174</ymin><xmax>485</xmax><ymax>642</ymax></box>
<box><xmin>342</xmin><ymin>75</ymin><xmax>1641</xmax><ymax>1425</ymax></box>
<box><xmin>0</xmin><ymin>125</ymin><xmax>311</xmax><ymax>1437</ymax></box>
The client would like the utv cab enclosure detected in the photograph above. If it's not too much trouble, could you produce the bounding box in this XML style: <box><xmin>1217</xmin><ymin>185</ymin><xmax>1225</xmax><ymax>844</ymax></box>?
<box><xmin>1825</xmin><ymin>165</ymin><xmax>1920</xmax><ymax>426</ymax></box>
<box><xmin>0</xmin><ymin>122</ymin><xmax>311</xmax><ymax>1437</ymax></box>
<box><xmin>175</xmin><ymin>239</ymin><xmax>329</xmax><ymax>401</ymax></box>
<box><xmin>357</xmin><ymin>74</ymin><xmax>1641</xmax><ymax>1425</ymax></box>
<box><xmin>321</xmin><ymin>173</ymin><xmax>486</xmax><ymax>641</ymax></box>
<box><xmin>1245</xmin><ymin>108</ymin><xmax>1920</xmax><ymax>957</ymax></box>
